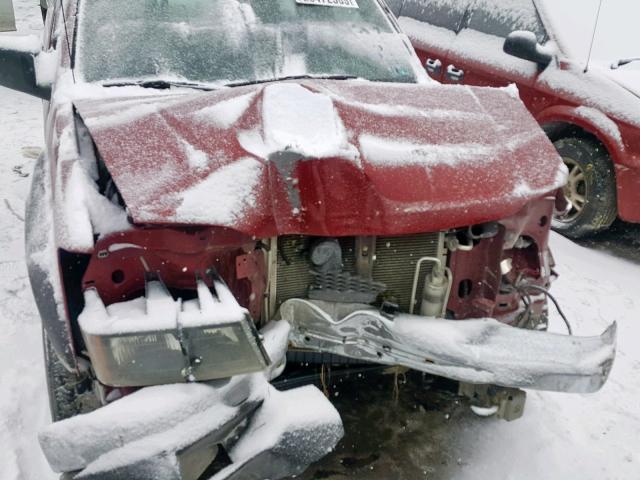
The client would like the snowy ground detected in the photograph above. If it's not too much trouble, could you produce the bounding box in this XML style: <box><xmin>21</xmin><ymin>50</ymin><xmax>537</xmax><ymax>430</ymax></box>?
<box><xmin>450</xmin><ymin>233</ymin><xmax>639</xmax><ymax>480</ymax></box>
<box><xmin>1</xmin><ymin>2</ymin><xmax>639</xmax><ymax>480</ymax></box>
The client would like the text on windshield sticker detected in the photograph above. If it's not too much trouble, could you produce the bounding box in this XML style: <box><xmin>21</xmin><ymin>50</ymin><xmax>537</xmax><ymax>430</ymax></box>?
<box><xmin>296</xmin><ymin>0</ymin><xmax>359</xmax><ymax>9</ymax></box>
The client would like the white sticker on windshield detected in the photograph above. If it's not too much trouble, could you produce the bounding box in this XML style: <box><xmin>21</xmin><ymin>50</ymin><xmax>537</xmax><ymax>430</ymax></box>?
<box><xmin>296</xmin><ymin>0</ymin><xmax>359</xmax><ymax>8</ymax></box>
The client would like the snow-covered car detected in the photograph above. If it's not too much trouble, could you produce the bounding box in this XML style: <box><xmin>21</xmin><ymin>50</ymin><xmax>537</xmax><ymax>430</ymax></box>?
<box><xmin>390</xmin><ymin>0</ymin><xmax>640</xmax><ymax>238</ymax></box>
<box><xmin>0</xmin><ymin>0</ymin><xmax>616</xmax><ymax>478</ymax></box>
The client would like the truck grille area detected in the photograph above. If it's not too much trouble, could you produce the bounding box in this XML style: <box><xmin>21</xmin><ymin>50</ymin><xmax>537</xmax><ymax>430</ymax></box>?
<box><xmin>275</xmin><ymin>233</ymin><xmax>444</xmax><ymax>313</ymax></box>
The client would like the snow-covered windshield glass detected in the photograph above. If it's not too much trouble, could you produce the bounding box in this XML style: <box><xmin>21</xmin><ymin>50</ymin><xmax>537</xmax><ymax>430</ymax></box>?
<box><xmin>540</xmin><ymin>0</ymin><xmax>640</xmax><ymax>68</ymax></box>
<box><xmin>75</xmin><ymin>0</ymin><xmax>420</xmax><ymax>85</ymax></box>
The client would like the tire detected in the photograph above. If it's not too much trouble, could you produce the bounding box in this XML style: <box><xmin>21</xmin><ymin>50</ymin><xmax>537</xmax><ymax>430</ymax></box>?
<box><xmin>43</xmin><ymin>331</ymin><xmax>99</xmax><ymax>421</ymax></box>
<box><xmin>552</xmin><ymin>137</ymin><xmax>617</xmax><ymax>238</ymax></box>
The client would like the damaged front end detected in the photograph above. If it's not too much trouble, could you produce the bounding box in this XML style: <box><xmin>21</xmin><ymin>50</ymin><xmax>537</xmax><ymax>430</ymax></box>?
<box><xmin>38</xmin><ymin>226</ymin><xmax>346</xmax><ymax>479</ymax></box>
<box><xmin>41</xmin><ymin>319</ymin><xmax>344</xmax><ymax>480</ymax></box>
<box><xmin>270</xmin><ymin>204</ymin><xmax>614</xmax><ymax>396</ymax></box>
<box><xmin>282</xmin><ymin>299</ymin><xmax>615</xmax><ymax>393</ymax></box>
<box><xmin>39</xmin><ymin>201</ymin><xmax>616</xmax><ymax>479</ymax></box>
<box><xmin>31</xmin><ymin>81</ymin><xmax>618</xmax><ymax>479</ymax></box>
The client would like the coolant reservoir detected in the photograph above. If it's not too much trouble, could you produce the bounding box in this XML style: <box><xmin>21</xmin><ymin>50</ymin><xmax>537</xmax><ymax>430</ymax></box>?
<box><xmin>419</xmin><ymin>267</ymin><xmax>448</xmax><ymax>317</ymax></box>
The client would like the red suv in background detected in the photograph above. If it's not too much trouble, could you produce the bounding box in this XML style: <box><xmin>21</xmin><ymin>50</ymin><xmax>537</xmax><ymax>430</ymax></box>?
<box><xmin>389</xmin><ymin>0</ymin><xmax>640</xmax><ymax>238</ymax></box>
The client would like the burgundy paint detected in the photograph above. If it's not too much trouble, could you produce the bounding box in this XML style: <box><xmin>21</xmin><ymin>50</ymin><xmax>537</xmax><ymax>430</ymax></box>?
<box><xmin>447</xmin><ymin>197</ymin><xmax>553</xmax><ymax>322</ymax></box>
<box><xmin>82</xmin><ymin>227</ymin><xmax>266</xmax><ymax>318</ymax></box>
<box><xmin>412</xmin><ymin>35</ymin><xmax>640</xmax><ymax>223</ymax></box>
<box><xmin>73</xmin><ymin>80</ymin><xmax>563</xmax><ymax>239</ymax></box>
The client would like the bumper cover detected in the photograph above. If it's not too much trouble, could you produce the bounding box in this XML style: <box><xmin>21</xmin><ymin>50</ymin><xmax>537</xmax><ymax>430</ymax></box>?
<box><xmin>39</xmin><ymin>296</ymin><xmax>615</xmax><ymax>479</ymax></box>
<box><xmin>39</xmin><ymin>321</ymin><xmax>344</xmax><ymax>480</ymax></box>
<box><xmin>281</xmin><ymin>299</ymin><xmax>616</xmax><ymax>393</ymax></box>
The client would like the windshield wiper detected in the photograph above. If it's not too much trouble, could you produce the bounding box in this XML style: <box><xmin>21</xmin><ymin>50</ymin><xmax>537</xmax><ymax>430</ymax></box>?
<box><xmin>102</xmin><ymin>79</ymin><xmax>215</xmax><ymax>91</ymax></box>
<box><xmin>611</xmin><ymin>58</ymin><xmax>640</xmax><ymax>69</ymax></box>
<box><xmin>102</xmin><ymin>75</ymin><xmax>358</xmax><ymax>90</ymax></box>
<box><xmin>225</xmin><ymin>74</ymin><xmax>358</xmax><ymax>88</ymax></box>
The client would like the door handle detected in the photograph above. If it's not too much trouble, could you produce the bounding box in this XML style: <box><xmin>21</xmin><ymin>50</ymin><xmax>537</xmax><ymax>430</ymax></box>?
<box><xmin>446</xmin><ymin>64</ymin><xmax>464</xmax><ymax>82</ymax></box>
<box><xmin>425</xmin><ymin>58</ymin><xmax>442</xmax><ymax>77</ymax></box>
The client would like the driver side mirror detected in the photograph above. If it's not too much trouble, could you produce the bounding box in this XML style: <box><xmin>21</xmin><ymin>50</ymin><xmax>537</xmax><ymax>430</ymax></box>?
<box><xmin>504</xmin><ymin>31</ymin><xmax>552</xmax><ymax>69</ymax></box>
<box><xmin>0</xmin><ymin>35</ymin><xmax>51</xmax><ymax>99</ymax></box>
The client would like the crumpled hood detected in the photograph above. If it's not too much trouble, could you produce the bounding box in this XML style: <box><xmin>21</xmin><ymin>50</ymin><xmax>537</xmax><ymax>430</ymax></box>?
<box><xmin>74</xmin><ymin>80</ymin><xmax>565</xmax><ymax>237</ymax></box>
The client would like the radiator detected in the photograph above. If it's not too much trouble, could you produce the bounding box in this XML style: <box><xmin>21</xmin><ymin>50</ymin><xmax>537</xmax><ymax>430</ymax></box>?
<box><xmin>274</xmin><ymin>233</ymin><xmax>444</xmax><ymax>313</ymax></box>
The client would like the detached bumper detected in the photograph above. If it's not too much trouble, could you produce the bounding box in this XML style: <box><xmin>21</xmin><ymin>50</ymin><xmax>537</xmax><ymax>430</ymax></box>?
<box><xmin>39</xmin><ymin>298</ymin><xmax>615</xmax><ymax>479</ymax></box>
<box><xmin>39</xmin><ymin>321</ymin><xmax>344</xmax><ymax>480</ymax></box>
<box><xmin>281</xmin><ymin>299</ymin><xmax>616</xmax><ymax>393</ymax></box>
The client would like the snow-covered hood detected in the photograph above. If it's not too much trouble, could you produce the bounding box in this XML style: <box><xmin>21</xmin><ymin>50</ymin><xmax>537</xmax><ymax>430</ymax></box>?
<box><xmin>73</xmin><ymin>80</ymin><xmax>565</xmax><ymax>237</ymax></box>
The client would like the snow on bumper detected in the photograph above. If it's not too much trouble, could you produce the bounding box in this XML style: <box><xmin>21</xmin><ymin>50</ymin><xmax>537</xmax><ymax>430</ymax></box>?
<box><xmin>281</xmin><ymin>299</ymin><xmax>616</xmax><ymax>393</ymax></box>
<box><xmin>39</xmin><ymin>320</ymin><xmax>344</xmax><ymax>480</ymax></box>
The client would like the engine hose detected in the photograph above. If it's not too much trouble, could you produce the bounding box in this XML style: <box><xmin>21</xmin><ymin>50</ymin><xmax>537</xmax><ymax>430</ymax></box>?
<box><xmin>520</xmin><ymin>284</ymin><xmax>573</xmax><ymax>335</ymax></box>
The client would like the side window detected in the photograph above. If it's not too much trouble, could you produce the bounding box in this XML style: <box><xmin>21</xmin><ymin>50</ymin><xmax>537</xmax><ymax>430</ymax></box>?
<box><xmin>466</xmin><ymin>0</ymin><xmax>546</xmax><ymax>42</ymax></box>
<box><xmin>400</xmin><ymin>0</ymin><xmax>473</xmax><ymax>32</ymax></box>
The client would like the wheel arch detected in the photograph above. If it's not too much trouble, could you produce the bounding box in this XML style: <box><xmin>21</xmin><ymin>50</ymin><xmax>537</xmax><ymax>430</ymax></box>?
<box><xmin>537</xmin><ymin>106</ymin><xmax>624</xmax><ymax>169</ymax></box>
<box><xmin>538</xmin><ymin>107</ymin><xmax>640</xmax><ymax>223</ymax></box>
<box><xmin>536</xmin><ymin>106</ymin><xmax>629</xmax><ymax>215</ymax></box>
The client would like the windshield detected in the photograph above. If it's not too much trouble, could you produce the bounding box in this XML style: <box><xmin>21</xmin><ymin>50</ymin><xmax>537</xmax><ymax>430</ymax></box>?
<box><xmin>76</xmin><ymin>0</ymin><xmax>420</xmax><ymax>86</ymax></box>
<box><xmin>540</xmin><ymin>0</ymin><xmax>640</xmax><ymax>69</ymax></box>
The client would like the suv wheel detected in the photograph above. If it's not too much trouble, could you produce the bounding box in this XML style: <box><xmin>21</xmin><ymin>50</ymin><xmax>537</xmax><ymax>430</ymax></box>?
<box><xmin>552</xmin><ymin>137</ymin><xmax>617</xmax><ymax>238</ymax></box>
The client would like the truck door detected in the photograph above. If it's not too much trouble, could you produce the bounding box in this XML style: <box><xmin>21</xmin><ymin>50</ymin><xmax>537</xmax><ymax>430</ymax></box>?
<box><xmin>441</xmin><ymin>0</ymin><xmax>546</xmax><ymax>90</ymax></box>
<box><xmin>396</xmin><ymin>0</ymin><xmax>474</xmax><ymax>82</ymax></box>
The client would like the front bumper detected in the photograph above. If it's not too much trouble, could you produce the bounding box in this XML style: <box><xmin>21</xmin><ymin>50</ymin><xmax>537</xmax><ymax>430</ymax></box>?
<box><xmin>40</xmin><ymin>295</ymin><xmax>616</xmax><ymax>479</ymax></box>
<box><xmin>281</xmin><ymin>299</ymin><xmax>616</xmax><ymax>393</ymax></box>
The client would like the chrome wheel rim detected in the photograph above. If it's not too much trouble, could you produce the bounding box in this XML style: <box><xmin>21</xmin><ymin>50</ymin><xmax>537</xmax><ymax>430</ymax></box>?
<box><xmin>557</xmin><ymin>157</ymin><xmax>587</xmax><ymax>223</ymax></box>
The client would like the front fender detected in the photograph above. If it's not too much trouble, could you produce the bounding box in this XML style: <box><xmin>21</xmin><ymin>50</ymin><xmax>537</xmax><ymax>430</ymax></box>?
<box><xmin>25</xmin><ymin>153</ymin><xmax>77</xmax><ymax>371</ymax></box>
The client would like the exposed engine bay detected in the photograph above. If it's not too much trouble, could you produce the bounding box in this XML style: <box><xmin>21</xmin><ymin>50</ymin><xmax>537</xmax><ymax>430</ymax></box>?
<box><xmin>37</xmin><ymin>187</ymin><xmax>615</xmax><ymax>479</ymax></box>
<box><xmin>65</xmin><ymin>195</ymin><xmax>613</xmax><ymax>395</ymax></box>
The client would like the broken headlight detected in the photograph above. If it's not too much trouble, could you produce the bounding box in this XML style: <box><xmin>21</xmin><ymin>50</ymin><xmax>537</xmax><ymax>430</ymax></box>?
<box><xmin>78</xmin><ymin>277</ymin><xmax>270</xmax><ymax>387</ymax></box>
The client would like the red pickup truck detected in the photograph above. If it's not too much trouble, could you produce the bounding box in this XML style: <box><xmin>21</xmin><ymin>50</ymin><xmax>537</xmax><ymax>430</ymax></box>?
<box><xmin>0</xmin><ymin>0</ymin><xmax>615</xmax><ymax>479</ymax></box>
